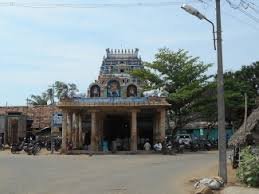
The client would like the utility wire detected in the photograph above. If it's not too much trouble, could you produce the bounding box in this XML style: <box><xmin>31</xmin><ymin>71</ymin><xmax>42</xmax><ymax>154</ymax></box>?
<box><xmin>225</xmin><ymin>0</ymin><xmax>259</xmax><ymax>25</ymax></box>
<box><xmin>0</xmin><ymin>1</ymin><xmax>199</xmax><ymax>9</ymax></box>
<box><xmin>198</xmin><ymin>0</ymin><xmax>259</xmax><ymax>30</ymax></box>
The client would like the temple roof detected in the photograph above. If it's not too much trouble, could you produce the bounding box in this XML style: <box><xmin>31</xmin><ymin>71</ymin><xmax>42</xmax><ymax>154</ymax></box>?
<box><xmin>58</xmin><ymin>97</ymin><xmax>170</xmax><ymax>108</ymax></box>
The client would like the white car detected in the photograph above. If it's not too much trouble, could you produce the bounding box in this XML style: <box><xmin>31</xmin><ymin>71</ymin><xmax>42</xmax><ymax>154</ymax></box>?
<box><xmin>175</xmin><ymin>134</ymin><xmax>192</xmax><ymax>144</ymax></box>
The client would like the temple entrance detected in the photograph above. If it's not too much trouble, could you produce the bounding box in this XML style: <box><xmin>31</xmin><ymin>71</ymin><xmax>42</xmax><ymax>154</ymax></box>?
<box><xmin>137</xmin><ymin>111</ymin><xmax>154</xmax><ymax>150</ymax></box>
<box><xmin>103</xmin><ymin>114</ymin><xmax>130</xmax><ymax>151</ymax></box>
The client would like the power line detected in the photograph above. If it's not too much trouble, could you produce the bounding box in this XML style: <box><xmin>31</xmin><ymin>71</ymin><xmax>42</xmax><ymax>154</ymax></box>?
<box><xmin>238</xmin><ymin>7</ymin><xmax>259</xmax><ymax>23</ymax></box>
<box><xmin>222</xmin><ymin>0</ymin><xmax>259</xmax><ymax>27</ymax></box>
<box><xmin>0</xmin><ymin>1</ymin><xmax>199</xmax><ymax>9</ymax></box>
<box><xmin>198</xmin><ymin>0</ymin><xmax>259</xmax><ymax>30</ymax></box>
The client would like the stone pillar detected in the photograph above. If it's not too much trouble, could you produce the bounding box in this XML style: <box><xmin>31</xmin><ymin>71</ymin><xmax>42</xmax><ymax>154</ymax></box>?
<box><xmin>72</xmin><ymin>112</ymin><xmax>76</xmax><ymax>148</ymax></box>
<box><xmin>78</xmin><ymin>113</ymin><xmax>83</xmax><ymax>148</ymax></box>
<box><xmin>91</xmin><ymin>111</ymin><xmax>97</xmax><ymax>152</ymax></box>
<box><xmin>67</xmin><ymin>112</ymin><xmax>72</xmax><ymax>143</ymax></box>
<box><xmin>75</xmin><ymin>113</ymin><xmax>79</xmax><ymax>148</ymax></box>
<box><xmin>131</xmin><ymin>110</ymin><xmax>137</xmax><ymax>152</ymax></box>
<box><xmin>159</xmin><ymin>109</ymin><xmax>166</xmax><ymax>141</ymax></box>
<box><xmin>153</xmin><ymin>114</ymin><xmax>158</xmax><ymax>144</ymax></box>
<box><xmin>61</xmin><ymin>111</ymin><xmax>67</xmax><ymax>153</ymax></box>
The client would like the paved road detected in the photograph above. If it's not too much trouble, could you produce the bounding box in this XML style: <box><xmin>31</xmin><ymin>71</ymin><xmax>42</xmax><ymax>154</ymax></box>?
<box><xmin>0</xmin><ymin>151</ymin><xmax>218</xmax><ymax>194</ymax></box>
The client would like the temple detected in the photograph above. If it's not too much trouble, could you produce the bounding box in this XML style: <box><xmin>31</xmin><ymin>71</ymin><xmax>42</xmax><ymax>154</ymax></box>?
<box><xmin>57</xmin><ymin>48</ymin><xmax>170</xmax><ymax>153</ymax></box>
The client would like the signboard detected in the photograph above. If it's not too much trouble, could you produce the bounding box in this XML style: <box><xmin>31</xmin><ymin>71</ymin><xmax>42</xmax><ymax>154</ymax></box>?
<box><xmin>52</xmin><ymin>112</ymin><xmax>63</xmax><ymax>128</ymax></box>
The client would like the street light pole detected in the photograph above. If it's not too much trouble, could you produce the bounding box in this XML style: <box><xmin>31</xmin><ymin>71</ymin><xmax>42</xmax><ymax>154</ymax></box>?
<box><xmin>181</xmin><ymin>1</ymin><xmax>227</xmax><ymax>182</ymax></box>
<box><xmin>216</xmin><ymin>0</ymin><xmax>227</xmax><ymax>182</ymax></box>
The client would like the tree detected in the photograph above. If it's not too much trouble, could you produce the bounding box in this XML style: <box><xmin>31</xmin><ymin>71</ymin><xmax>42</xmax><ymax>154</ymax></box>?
<box><xmin>54</xmin><ymin>81</ymin><xmax>79</xmax><ymax>100</ymax></box>
<box><xmin>27</xmin><ymin>93</ymin><xmax>48</xmax><ymax>105</ymax></box>
<box><xmin>132</xmin><ymin>48</ymin><xmax>212</xmax><ymax>129</ymax></box>
<box><xmin>27</xmin><ymin>81</ymin><xmax>79</xmax><ymax>105</ymax></box>
<box><xmin>196</xmin><ymin>62</ymin><xmax>259</xmax><ymax>129</ymax></box>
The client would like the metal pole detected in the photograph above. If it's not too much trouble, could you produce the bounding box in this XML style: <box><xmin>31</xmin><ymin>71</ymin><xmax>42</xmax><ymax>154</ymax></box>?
<box><xmin>216</xmin><ymin>0</ymin><xmax>227</xmax><ymax>182</ymax></box>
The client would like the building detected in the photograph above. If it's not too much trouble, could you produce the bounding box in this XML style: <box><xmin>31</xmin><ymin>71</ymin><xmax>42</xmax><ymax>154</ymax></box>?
<box><xmin>58</xmin><ymin>48</ymin><xmax>170</xmax><ymax>153</ymax></box>
<box><xmin>178</xmin><ymin>121</ymin><xmax>233</xmax><ymax>141</ymax></box>
<box><xmin>0</xmin><ymin>106</ymin><xmax>60</xmax><ymax>144</ymax></box>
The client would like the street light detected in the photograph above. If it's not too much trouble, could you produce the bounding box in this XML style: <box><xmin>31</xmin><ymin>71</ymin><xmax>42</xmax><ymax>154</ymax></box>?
<box><xmin>181</xmin><ymin>3</ymin><xmax>227</xmax><ymax>182</ymax></box>
<box><xmin>181</xmin><ymin>4</ymin><xmax>216</xmax><ymax>50</ymax></box>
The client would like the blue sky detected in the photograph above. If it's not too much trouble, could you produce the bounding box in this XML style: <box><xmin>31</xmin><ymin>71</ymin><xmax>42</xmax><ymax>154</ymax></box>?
<box><xmin>0</xmin><ymin>0</ymin><xmax>258</xmax><ymax>105</ymax></box>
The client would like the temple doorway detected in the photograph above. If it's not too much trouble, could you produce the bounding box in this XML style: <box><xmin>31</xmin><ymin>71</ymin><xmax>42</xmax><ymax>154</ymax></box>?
<box><xmin>103</xmin><ymin>114</ymin><xmax>130</xmax><ymax>151</ymax></box>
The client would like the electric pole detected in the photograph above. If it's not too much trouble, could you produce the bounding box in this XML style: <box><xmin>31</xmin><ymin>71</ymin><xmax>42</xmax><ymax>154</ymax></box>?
<box><xmin>216</xmin><ymin>0</ymin><xmax>227</xmax><ymax>182</ymax></box>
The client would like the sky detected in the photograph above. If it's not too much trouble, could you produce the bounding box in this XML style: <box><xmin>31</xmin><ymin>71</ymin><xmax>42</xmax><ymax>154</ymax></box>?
<box><xmin>0</xmin><ymin>0</ymin><xmax>258</xmax><ymax>106</ymax></box>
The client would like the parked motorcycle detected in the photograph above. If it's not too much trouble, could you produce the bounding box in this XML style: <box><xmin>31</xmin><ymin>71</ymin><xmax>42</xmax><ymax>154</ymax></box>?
<box><xmin>174</xmin><ymin>140</ymin><xmax>184</xmax><ymax>153</ymax></box>
<box><xmin>24</xmin><ymin>141</ymin><xmax>34</xmax><ymax>155</ymax></box>
<box><xmin>46</xmin><ymin>138</ymin><xmax>62</xmax><ymax>151</ymax></box>
<box><xmin>190</xmin><ymin>141</ymin><xmax>199</xmax><ymax>152</ymax></box>
<box><xmin>162</xmin><ymin>141</ymin><xmax>174</xmax><ymax>155</ymax></box>
<box><xmin>11</xmin><ymin>138</ymin><xmax>26</xmax><ymax>154</ymax></box>
<box><xmin>32</xmin><ymin>141</ymin><xmax>41</xmax><ymax>155</ymax></box>
<box><xmin>198</xmin><ymin>139</ymin><xmax>212</xmax><ymax>151</ymax></box>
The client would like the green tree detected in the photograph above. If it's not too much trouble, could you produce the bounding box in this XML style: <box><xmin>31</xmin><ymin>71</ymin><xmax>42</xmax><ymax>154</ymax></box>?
<box><xmin>27</xmin><ymin>93</ymin><xmax>48</xmax><ymax>105</ymax></box>
<box><xmin>132</xmin><ymin>48</ymin><xmax>212</xmax><ymax>129</ymax></box>
<box><xmin>27</xmin><ymin>81</ymin><xmax>79</xmax><ymax>105</ymax></box>
<box><xmin>54</xmin><ymin>81</ymin><xmax>79</xmax><ymax>100</ymax></box>
<box><xmin>196</xmin><ymin>63</ymin><xmax>258</xmax><ymax>128</ymax></box>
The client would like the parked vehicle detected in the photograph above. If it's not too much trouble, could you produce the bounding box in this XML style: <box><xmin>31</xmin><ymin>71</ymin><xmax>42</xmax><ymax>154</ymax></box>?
<box><xmin>198</xmin><ymin>138</ymin><xmax>212</xmax><ymax>151</ymax></box>
<box><xmin>175</xmin><ymin>134</ymin><xmax>192</xmax><ymax>145</ymax></box>
<box><xmin>209</xmin><ymin>139</ymin><xmax>218</xmax><ymax>150</ymax></box>
<box><xmin>189</xmin><ymin>141</ymin><xmax>199</xmax><ymax>152</ymax></box>
<box><xmin>162</xmin><ymin>140</ymin><xmax>174</xmax><ymax>155</ymax></box>
<box><xmin>11</xmin><ymin>138</ymin><xmax>26</xmax><ymax>154</ymax></box>
<box><xmin>32</xmin><ymin>141</ymin><xmax>41</xmax><ymax>155</ymax></box>
<box><xmin>24</xmin><ymin>141</ymin><xmax>34</xmax><ymax>155</ymax></box>
<box><xmin>173</xmin><ymin>140</ymin><xmax>184</xmax><ymax>153</ymax></box>
<box><xmin>46</xmin><ymin>137</ymin><xmax>62</xmax><ymax>151</ymax></box>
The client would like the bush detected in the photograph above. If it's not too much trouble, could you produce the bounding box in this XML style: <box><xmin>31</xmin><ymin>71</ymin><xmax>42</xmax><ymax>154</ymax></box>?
<box><xmin>237</xmin><ymin>146</ymin><xmax>259</xmax><ymax>187</ymax></box>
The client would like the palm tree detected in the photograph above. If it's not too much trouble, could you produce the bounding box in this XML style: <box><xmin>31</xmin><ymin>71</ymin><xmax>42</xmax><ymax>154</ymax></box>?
<box><xmin>27</xmin><ymin>93</ymin><xmax>48</xmax><ymax>105</ymax></box>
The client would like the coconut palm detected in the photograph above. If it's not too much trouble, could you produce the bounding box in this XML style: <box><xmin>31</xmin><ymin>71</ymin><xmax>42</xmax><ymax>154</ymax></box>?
<box><xmin>27</xmin><ymin>93</ymin><xmax>48</xmax><ymax>105</ymax></box>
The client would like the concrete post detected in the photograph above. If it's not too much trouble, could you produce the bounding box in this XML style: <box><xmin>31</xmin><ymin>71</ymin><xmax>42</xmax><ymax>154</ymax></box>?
<box><xmin>91</xmin><ymin>111</ymin><xmax>97</xmax><ymax>152</ymax></box>
<box><xmin>131</xmin><ymin>110</ymin><xmax>137</xmax><ymax>152</ymax></box>
<box><xmin>61</xmin><ymin>111</ymin><xmax>67</xmax><ymax>153</ymax></box>
<box><xmin>78</xmin><ymin>113</ymin><xmax>83</xmax><ymax>148</ymax></box>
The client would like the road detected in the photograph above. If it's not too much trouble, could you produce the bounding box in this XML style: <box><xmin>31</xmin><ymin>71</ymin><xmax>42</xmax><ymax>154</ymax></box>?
<box><xmin>0</xmin><ymin>151</ymin><xmax>218</xmax><ymax>194</ymax></box>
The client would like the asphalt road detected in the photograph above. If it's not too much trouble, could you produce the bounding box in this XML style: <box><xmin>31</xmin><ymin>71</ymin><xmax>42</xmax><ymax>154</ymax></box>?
<box><xmin>0</xmin><ymin>151</ymin><xmax>218</xmax><ymax>194</ymax></box>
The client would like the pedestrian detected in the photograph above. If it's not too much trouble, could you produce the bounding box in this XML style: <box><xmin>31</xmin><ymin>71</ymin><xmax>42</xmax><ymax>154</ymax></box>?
<box><xmin>143</xmin><ymin>140</ymin><xmax>151</xmax><ymax>151</ymax></box>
